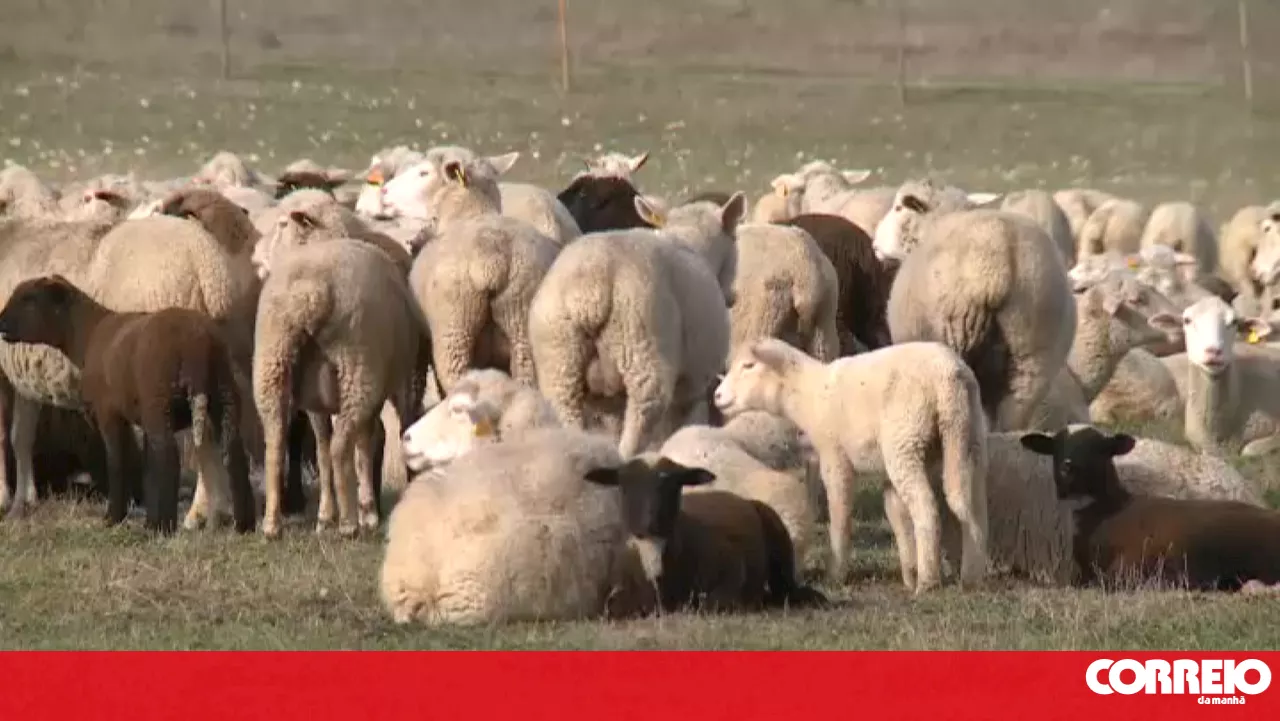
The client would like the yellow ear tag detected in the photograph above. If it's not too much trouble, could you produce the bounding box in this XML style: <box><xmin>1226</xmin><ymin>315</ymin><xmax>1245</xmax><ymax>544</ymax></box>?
<box><xmin>649</xmin><ymin>211</ymin><xmax>667</xmax><ymax>229</ymax></box>
<box><xmin>365</xmin><ymin>169</ymin><xmax>384</xmax><ymax>186</ymax></box>
<box><xmin>780</xmin><ymin>185</ymin><xmax>790</xmax><ymax>198</ymax></box>
<box><xmin>472</xmin><ymin>417</ymin><xmax>495</xmax><ymax>438</ymax></box>
<box><xmin>1248</xmin><ymin>329</ymin><xmax>1262</xmax><ymax>345</ymax></box>
<box><xmin>1125</xmin><ymin>257</ymin><xmax>1140</xmax><ymax>269</ymax></box>
<box><xmin>456</xmin><ymin>166</ymin><xmax>469</xmax><ymax>188</ymax></box>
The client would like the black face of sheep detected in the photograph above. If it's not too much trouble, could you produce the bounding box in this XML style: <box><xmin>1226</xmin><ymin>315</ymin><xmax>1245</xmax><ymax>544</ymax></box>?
<box><xmin>274</xmin><ymin>171</ymin><xmax>346</xmax><ymax>200</ymax></box>
<box><xmin>584</xmin><ymin>457</ymin><xmax>715</xmax><ymax>542</ymax></box>
<box><xmin>556</xmin><ymin>176</ymin><xmax>655</xmax><ymax>234</ymax></box>
<box><xmin>0</xmin><ymin>275</ymin><xmax>84</xmax><ymax>350</ymax></box>
<box><xmin>1020</xmin><ymin>427</ymin><xmax>1136</xmax><ymax>501</ymax></box>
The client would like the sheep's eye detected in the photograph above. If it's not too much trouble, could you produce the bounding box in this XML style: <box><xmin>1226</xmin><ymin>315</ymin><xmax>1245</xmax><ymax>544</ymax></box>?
<box><xmin>419</xmin><ymin>169</ymin><xmax>429</xmax><ymax>178</ymax></box>
<box><xmin>742</xmin><ymin>361</ymin><xmax>756</xmax><ymax>371</ymax></box>
<box><xmin>1182</xmin><ymin>317</ymin><xmax>1191</xmax><ymax>325</ymax></box>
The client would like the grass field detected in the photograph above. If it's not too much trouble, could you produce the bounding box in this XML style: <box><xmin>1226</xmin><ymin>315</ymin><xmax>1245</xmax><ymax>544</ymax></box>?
<box><xmin>4</xmin><ymin>0</ymin><xmax>1280</xmax><ymax>649</ymax></box>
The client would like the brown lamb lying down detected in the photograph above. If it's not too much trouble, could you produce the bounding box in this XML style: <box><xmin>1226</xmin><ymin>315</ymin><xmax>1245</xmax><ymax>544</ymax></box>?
<box><xmin>1020</xmin><ymin>426</ymin><xmax>1280</xmax><ymax>591</ymax></box>
<box><xmin>0</xmin><ymin>274</ymin><xmax>255</xmax><ymax>534</ymax></box>
<box><xmin>583</xmin><ymin>454</ymin><xmax>827</xmax><ymax>616</ymax></box>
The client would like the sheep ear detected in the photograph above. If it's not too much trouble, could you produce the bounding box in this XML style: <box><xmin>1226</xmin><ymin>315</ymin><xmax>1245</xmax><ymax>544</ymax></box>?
<box><xmin>583</xmin><ymin>467</ymin><xmax>620</xmax><ymax>487</ymax></box>
<box><xmin>841</xmin><ymin>169</ymin><xmax>872</xmax><ymax>185</ymax></box>
<box><xmin>720</xmin><ymin>191</ymin><xmax>747</xmax><ymax>234</ymax></box>
<box><xmin>628</xmin><ymin>152</ymin><xmax>650</xmax><ymax>174</ymax></box>
<box><xmin>677</xmin><ymin>467</ymin><xmax>716</xmax><ymax>488</ymax></box>
<box><xmin>1109</xmin><ymin>433</ymin><xmax>1136</xmax><ymax>457</ymax></box>
<box><xmin>634</xmin><ymin>196</ymin><xmax>667</xmax><ymax>228</ymax></box>
<box><xmin>1019</xmin><ymin>432</ymin><xmax>1056</xmax><ymax>456</ymax></box>
<box><xmin>750</xmin><ymin>340</ymin><xmax>793</xmax><ymax>370</ymax></box>
<box><xmin>288</xmin><ymin>210</ymin><xmax>318</xmax><ymax>229</ymax></box>
<box><xmin>324</xmin><ymin>168</ymin><xmax>351</xmax><ymax>187</ymax></box>
<box><xmin>900</xmin><ymin>194</ymin><xmax>929</xmax><ymax>214</ymax></box>
<box><xmin>1238</xmin><ymin>318</ymin><xmax>1272</xmax><ymax>344</ymax></box>
<box><xmin>486</xmin><ymin>152</ymin><xmax>520</xmax><ymax>177</ymax></box>
<box><xmin>443</xmin><ymin>161</ymin><xmax>468</xmax><ymax>188</ymax></box>
<box><xmin>471</xmin><ymin>416</ymin><xmax>496</xmax><ymax>438</ymax></box>
<box><xmin>967</xmin><ymin>192</ymin><xmax>1003</xmax><ymax>207</ymax></box>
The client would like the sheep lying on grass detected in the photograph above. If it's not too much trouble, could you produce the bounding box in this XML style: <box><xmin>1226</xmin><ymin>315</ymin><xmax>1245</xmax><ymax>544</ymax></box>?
<box><xmin>0</xmin><ymin>276</ymin><xmax>254</xmax><ymax>533</ymax></box>
<box><xmin>583</xmin><ymin>454</ymin><xmax>827</xmax><ymax>617</ymax></box>
<box><xmin>530</xmin><ymin>193</ymin><xmax>746</xmax><ymax>459</ymax></box>
<box><xmin>1150</xmin><ymin>295</ymin><xmax>1280</xmax><ymax>457</ymax></box>
<box><xmin>254</xmin><ymin>239</ymin><xmax>429</xmax><ymax>538</ymax></box>
<box><xmin>381</xmin><ymin>427</ymin><xmax>624</xmax><ymax>625</ymax></box>
<box><xmin>714</xmin><ymin>337</ymin><xmax>988</xmax><ymax>592</ymax></box>
<box><xmin>1021</xmin><ymin>426</ymin><xmax>1280</xmax><ymax>591</ymax></box>
<box><xmin>400</xmin><ymin>369</ymin><xmax>560</xmax><ymax>473</ymax></box>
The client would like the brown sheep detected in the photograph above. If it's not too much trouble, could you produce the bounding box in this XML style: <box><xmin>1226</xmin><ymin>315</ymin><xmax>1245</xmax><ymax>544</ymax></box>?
<box><xmin>583</xmin><ymin>454</ymin><xmax>827</xmax><ymax>616</ymax></box>
<box><xmin>556</xmin><ymin>176</ymin><xmax>655</xmax><ymax>234</ymax></box>
<box><xmin>0</xmin><ymin>275</ymin><xmax>255</xmax><ymax>533</ymax></box>
<box><xmin>784</xmin><ymin>213</ymin><xmax>894</xmax><ymax>353</ymax></box>
<box><xmin>1020</xmin><ymin>426</ymin><xmax>1280</xmax><ymax>591</ymax></box>
<box><xmin>273</xmin><ymin>170</ymin><xmax>349</xmax><ymax>200</ymax></box>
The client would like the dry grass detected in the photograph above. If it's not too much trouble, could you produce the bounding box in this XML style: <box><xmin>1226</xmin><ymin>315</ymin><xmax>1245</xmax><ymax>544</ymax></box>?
<box><xmin>4</xmin><ymin>0</ymin><xmax>1280</xmax><ymax>649</ymax></box>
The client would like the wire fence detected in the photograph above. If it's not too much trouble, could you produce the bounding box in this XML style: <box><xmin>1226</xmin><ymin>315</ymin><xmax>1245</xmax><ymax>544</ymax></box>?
<box><xmin>1</xmin><ymin>0</ymin><xmax>1277</xmax><ymax>106</ymax></box>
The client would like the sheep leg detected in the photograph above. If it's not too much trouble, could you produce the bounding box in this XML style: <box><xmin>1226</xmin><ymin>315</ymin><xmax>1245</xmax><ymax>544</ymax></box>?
<box><xmin>4</xmin><ymin>395</ymin><xmax>40</xmax><ymax>519</ymax></box>
<box><xmin>328</xmin><ymin>415</ymin><xmax>360</xmax><ymax>538</ymax></box>
<box><xmin>143</xmin><ymin>432</ymin><xmax>182</xmax><ymax>534</ymax></box>
<box><xmin>260</xmin><ymin>411</ymin><xmax>288</xmax><ymax>540</ymax></box>
<box><xmin>941</xmin><ymin>471</ymin><xmax>989</xmax><ymax>588</ymax></box>
<box><xmin>0</xmin><ymin>376</ymin><xmax>12</xmax><ymax>514</ymax></box>
<box><xmin>817</xmin><ymin>450</ymin><xmax>856</xmax><ymax>586</ymax></box>
<box><xmin>190</xmin><ymin>439</ymin><xmax>234</xmax><ymax>531</ymax></box>
<box><xmin>354</xmin><ymin>422</ymin><xmax>379</xmax><ymax>532</ymax></box>
<box><xmin>308</xmin><ymin>412</ymin><xmax>335</xmax><ymax>533</ymax></box>
<box><xmin>885</xmin><ymin>456</ymin><xmax>943</xmax><ymax>593</ymax></box>
<box><xmin>282</xmin><ymin>412</ymin><xmax>310</xmax><ymax>517</ymax></box>
<box><xmin>183</xmin><ymin>473</ymin><xmax>211</xmax><ymax>531</ymax></box>
<box><xmin>1241</xmin><ymin>434</ymin><xmax>1280</xmax><ymax>458</ymax></box>
<box><xmin>883</xmin><ymin>487</ymin><xmax>917</xmax><ymax>590</ymax></box>
<box><xmin>99</xmin><ymin>416</ymin><xmax>133</xmax><ymax>526</ymax></box>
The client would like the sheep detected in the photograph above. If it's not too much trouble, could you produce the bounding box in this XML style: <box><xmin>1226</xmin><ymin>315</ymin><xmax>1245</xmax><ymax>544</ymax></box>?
<box><xmin>0</xmin><ymin>275</ymin><xmax>254</xmax><ymax>533</ymax></box>
<box><xmin>1088</xmin><ymin>348</ymin><xmax>1183</xmax><ymax>426</ymax></box>
<box><xmin>556</xmin><ymin>174</ymin><xmax>653</xmax><ymax>234</ymax></box>
<box><xmin>713</xmin><ymin>337</ymin><xmax>989</xmax><ymax>593</ymax></box>
<box><xmin>582</xmin><ymin>454</ymin><xmax>827</xmax><ymax>616</ymax></box>
<box><xmin>1219</xmin><ymin>203</ymin><xmax>1273</xmax><ymax>305</ymax></box>
<box><xmin>1247</xmin><ymin>202</ymin><xmax>1280</xmax><ymax>293</ymax></box>
<box><xmin>0</xmin><ymin>165</ymin><xmax>60</xmax><ymax>219</ymax></box>
<box><xmin>783</xmin><ymin>213</ymin><xmax>895</xmax><ymax>352</ymax></box>
<box><xmin>1020</xmin><ymin>426</ymin><xmax>1280</xmax><ymax>591</ymax></box>
<box><xmin>576</xmin><ymin>151</ymin><xmax>649</xmax><ymax>181</ymax></box>
<box><xmin>1000</xmin><ymin>189</ymin><xmax>1074</xmax><ymax>266</ymax></box>
<box><xmin>1028</xmin><ymin>269</ymin><xmax>1183</xmax><ymax>429</ymax></box>
<box><xmin>887</xmin><ymin>208</ymin><xmax>1076</xmax><ymax>431</ymax></box>
<box><xmin>658</xmin><ymin>422</ymin><xmax>818</xmax><ymax>569</ymax></box>
<box><xmin>251</xmin><ymin>189</ymin><xmax>411</xmax><ymax>277</ymax></box>
<box><xmin>355</xmin><ymin>146</ymin><xmax>426</xmax><ymax>218</ymax></box>
<box><xmin>791</xmin><ymin>162</ymin><xmax>872</xmax><ymax>213</ymax></box>
<box><xmin>380</xmin><ymin>427</ymin><xmax>625</xmax><ymax>626</ymax></box>
<box><xmin>750</xmin><ymin>174</ymin><xmax>805</xmax><ymax>225</ymax></box>
<box><xmin>1077</xmin><ymin>197</ymin><xmax>1146</xmax><ymax>262</ymax></box>
<box><xmin>1139</xmin><ymin>201</ymin><xmax>1218</xmax><ymax>277</ymax></box>
<box><xmin>1052</xmin><ymin>188</ymin><xmax>1116</xmax><ymax>244</ymax></box>
<box><xmin>498</xmin><ymin>181</ymin><xmax>582</xmax><ymax>247</ymax></box>
<box><xmin>0</xmin><ymin>189</ymin><xmax>257</xmax><ymax>517</ymax></box>
<box><xmin>272</xmin><ymin>161</ymin><xmax>351</xmax><ymax>200</ymax></box>
<box><xmin>871</xmin><ymin>177</ymin><xmax>1002</xmax><ymax>261</ymax></box>
<box><xmin>1109</xmin><ymin>433</ymin><xmax>1264</xmax><ymax>507</ymax></box>
<box><xmin>192</xmin><ymin>150</ymin><xmax>261</xmax><ymax>189</ymax></box>
<box><xmin>822</xmin><ymin>186</ymin><xmax>897</xmax><ymax>237</ymax></box>
<box><xmin>728</xmin><ymin>223</ymin><xmax>840</xmax><ymax>363</ymax></box>
<box><xmin>1148</xmin><ymin>295</ymin><xmax>1280</xmax><ymax>457</ymax></box>
<box><xmin>386</xmin><ymin>152</ymin><xmax>560</xmax><ymax>392</ymax></box>
<box><xmin>253</xmin><ymin>238</ymin><xmax>429</xmax><ymax>538</ymax></box>
<box><xmin>529</xmin><ymin>193</ymin><xmax>746</xmax><ymax>459</ymax></box>
<box><xmin>400</xmin><ymin>368</ymin><xmax>560</xmax><ymax>473</ymax></box>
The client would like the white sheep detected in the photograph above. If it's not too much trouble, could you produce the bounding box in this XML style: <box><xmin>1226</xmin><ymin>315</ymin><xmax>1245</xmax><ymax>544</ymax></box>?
<box><xmin>1087</xmin><ymin>347</ymin><xmax>1183</xmax><ymax>426</ymax></box>
<box><xmin>1052</xmin><ymin>188</ymin><xmax>1116</xmax><ymax>244</ymax></box>
<box><xmin>0</xmin><ymin>165</ymin><xmax>60</xmax><ymax>219</ymax></box>
<box><xmin>729</xmin><ymin>222</ymin><xmax>840</xmax><ymax>362</ymax></box>
<box><xmin>750</xmin><ymin>174</ymin><xmax>805</xmax><ymax>225</ymax></box>
<box><xmin>1139</xmin><ymin>201</ymin><xmax>1218</xmax><ymax>277</ymax></box>
<box><xmin>714</xmin><ymin>337</ymin><xmax>989</xmax><ymax>593</ymax></box>
<box><xmin>887</xmin><ymin>208</ymin><xmax>1076</xmax><ymax>431</ymax></box>
<box><xmin>529</xmin><ymin>193</ymin><xmax>746</xmax><ymax>459</ymax></box>
<box><xmin>1248</xmin><ymin>202</ymin><xmax>1280</xmax><ymax>294</ymax></box>
<box><xmin>386</xmin><ymin>151</ymin><xmax>559</xmax><ymax>392</ymax></box>
<box><xmin>1218</xmin><ymin>203</ymin><xmax>1273</xmax><ymax>306</ymax></box>
<box><xmin>400</xmin><ymin>368</ymin><xmax>560</xmax><ymax>473</ymax></box>
<box><xmin>1000</xmin><ymin>189</ymin><xmax>1075</xmax><ymax>267</ymax></box>
<box><xmin>1077</xmin><ymin>197</ymin><xmax>1146</xmax><ymax>263</ymax></box>
<box><xmin>1149</xmin><ymin>296</ymin><xmax>1280</xmax><ymax>457</ymax></box>
<box><xmin>381</xmin><ymin>427</ymin><xmax>624</xmax><ymax>625</ymax></box>
<box><xmin>871</xmin><ymin>176</ymin><xmax>1002</xmax><ymax>261</ymax></box>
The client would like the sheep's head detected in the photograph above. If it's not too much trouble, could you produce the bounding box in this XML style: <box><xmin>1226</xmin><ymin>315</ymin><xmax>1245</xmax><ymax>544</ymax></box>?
<box><xmin>1020</xmin><ymin>426</ymin><xmax>1135</xmax><ymax>501</ymax></box>
<box><xmin>70</xmin><ymin>188</ymin><xmax>132</xmax><ymax>223</ymax></box>
<box><xmin>1149</xmin><ymin>296</ymin><xmax>1270</xmax><ymax>377</ymax></box>
<box><xmin>578</xmin><ymin>151</ymin><xmax>649</xmax><ymax>180</ymax></box>
<box><xmin>640</xmin><ymin>191</ymin><xmax>746</xmax><ymax>303</ymax></box>
<box><xmin>0</xmin><ymin>274</ymin><xmax>86</xmax><ymax>352</ymax></box>
<box><xmin>873</xmin><ymin>189</ymin><xmax>931</xmax><ymax>261</ymax></box>
<box><xmin>400</xmin><ymin>385</ymin><xmax>505</xmax><ymax>472</ymax></box>
<box><xmin>381</xmin><ymin>152</ymin><xmax>511</xmax><ymax>226</ymax></box>
<box><xmin>1068</xmin><ymin>252</ymin><xmax>1126</xmax><ymax>292</ymax></box>
<box><xmin>1250</xmin><ymin>206</ymin><xmax>1280</xmax><ymax>286</ymax></box>
<box><xmin>1080</xmin><ymin>270</ymin><xmax>1184</xmax><ymax>351</ymax></box>
<box><xmin>583</xmin><ymin>455</ymin><xmax>715</xmax><ymax>584</ymax></box>
<box><xmin>714</xmin><ymin>338</ymin><xmax>800</xmax><ymax>418</ymax></box>
<box><xmin>557</xmin><ymin>175</ymin><xmax>651</xmax><ymax>233</ymax></box>
<box><xmin>794</xmin><ymin>164</ymin><xmax>871</xmax><ymax>208</ymax></box>
<box><xmin>273</xmin><ymin>169</ymin><xmax>350</xmax><ymax>200</ymax></box>
<box><xmin>159</xmin><ymin>188</ymin><xmax>257</xmax><ymax>256</ymax></box>
<box><xmin>194</xmin><ymin>150</ymin><xmax>258</xmax><ymax>188</ymax></box>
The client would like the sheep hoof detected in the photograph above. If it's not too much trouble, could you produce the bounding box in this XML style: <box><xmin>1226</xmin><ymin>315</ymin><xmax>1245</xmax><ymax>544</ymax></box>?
<box><xmin>183</xmin><ymin>512</ymin><xmax>206</xmax><ymax>531</ymax></box>
<box><xmin>314</xmin><ymin>517</ymin><xmax>334</xmax><ymax>534</ymax></box>
<box><xmin>4</xmin><ymin>502</ymin><xmax>28</xmax><ymax>521</ymax></box>
<box><xmin>337</xmin><ymin>522</ymin><xmax>359</xmax><ymax>539</ymax></box>
<box><xmin>358</xmin><ymin>507</ymin><xmax>379</xmax><ymax>532</ymax></box>
<box><xmin>914</xmin><ymin>578</ymin><xmax>942</xmax><ymax>595</ymax></box>
<box><xmin>262</xmin><ymin>516</ymin><xmax>283</xmax><ymax>540</ymax></box>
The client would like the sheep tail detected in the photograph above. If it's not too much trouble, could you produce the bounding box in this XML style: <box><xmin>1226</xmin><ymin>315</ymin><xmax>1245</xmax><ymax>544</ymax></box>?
<box><xmin>754</xmin><ymin>500</ymin><xmax>829</xmax><ymax>609</ymax></box>
<box><xmin>938</xmin><ymin>364</ymin><xmax>990</xmax><ymax>578</ymax></box>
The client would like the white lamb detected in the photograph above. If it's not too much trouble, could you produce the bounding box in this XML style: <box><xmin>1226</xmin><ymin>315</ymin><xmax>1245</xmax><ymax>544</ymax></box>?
<box><xmin>381</xmin><ymin>427</ymin><xmax>624</xmax><ymax>626</ymax></box>
<box><xmin>714</xmin><ymin>337</ymin><xmax>989</xmax><ymax>593</ymax></box>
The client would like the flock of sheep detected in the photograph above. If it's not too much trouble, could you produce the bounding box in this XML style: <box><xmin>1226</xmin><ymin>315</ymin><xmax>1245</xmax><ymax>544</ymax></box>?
<box><xmin>2</xmin><ymin>140</ymin><xmax>1280</xmax><ymax>629</ymax></box>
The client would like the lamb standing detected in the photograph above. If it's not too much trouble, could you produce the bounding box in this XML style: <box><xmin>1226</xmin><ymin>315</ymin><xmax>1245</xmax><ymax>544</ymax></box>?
<box><xmin>714</xmin><ymin>338</ymin><xmax>989</xmax><ymax>592</ymax></box>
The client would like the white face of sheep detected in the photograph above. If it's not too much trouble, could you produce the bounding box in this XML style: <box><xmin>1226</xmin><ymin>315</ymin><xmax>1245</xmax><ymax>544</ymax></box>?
<box><xmin>1149</xmin><ymin>297</ymin><xmax>1270</xmax><ymax>376</ymax></box>
<box><xmin>712</xmin><ymin>340</ymin><xmax>793</xmax><ymax>418</ymax></box>
<box><xmin>1068</xmin><ymin>253</ymin><xmax>1128</xmax><ymax>291</ymax></box>
<box><xmin>872</xmin><ymin>192</ymin><xmax>930</xmax><ymax>261</ymax></box>
<box><xmin>1131</xmin><ymin>245</ymin><xmax>1199</xmax><ymax>299</ymax></box>
<box><xmin>380</xmin><ymin>152</ymin><xmax>519</xmax><ymax>222</ymax></box>
<box><xmin>400</xmin><ymin>391</ymin><xmax>501</xmax><ymax>472</ymax></box>
<box><xmin>252</xmin><ymin>210</ymin><xmax>323</xmax><ymax>279</ymax></box>
<box><xmin>577</xmin><ymin>151</ymin><xmax>649</xmax><ymax>180</ymax></box>
<box><xmin>1084</xmin><ymin>271</ymin><xmax>1185</xmax><ymax>348</ymax></box>
<box><xmin>1251</xmin><ymin>212</ymin><xmax>1280</xmax><ymax>286</ymax></box>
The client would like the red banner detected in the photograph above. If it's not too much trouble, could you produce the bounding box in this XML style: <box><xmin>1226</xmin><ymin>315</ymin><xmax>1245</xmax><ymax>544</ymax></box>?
<box><xmin>1</xmin><ymin>651</ymin><xmax>1276</xmax><ymax>720</ymax></box>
